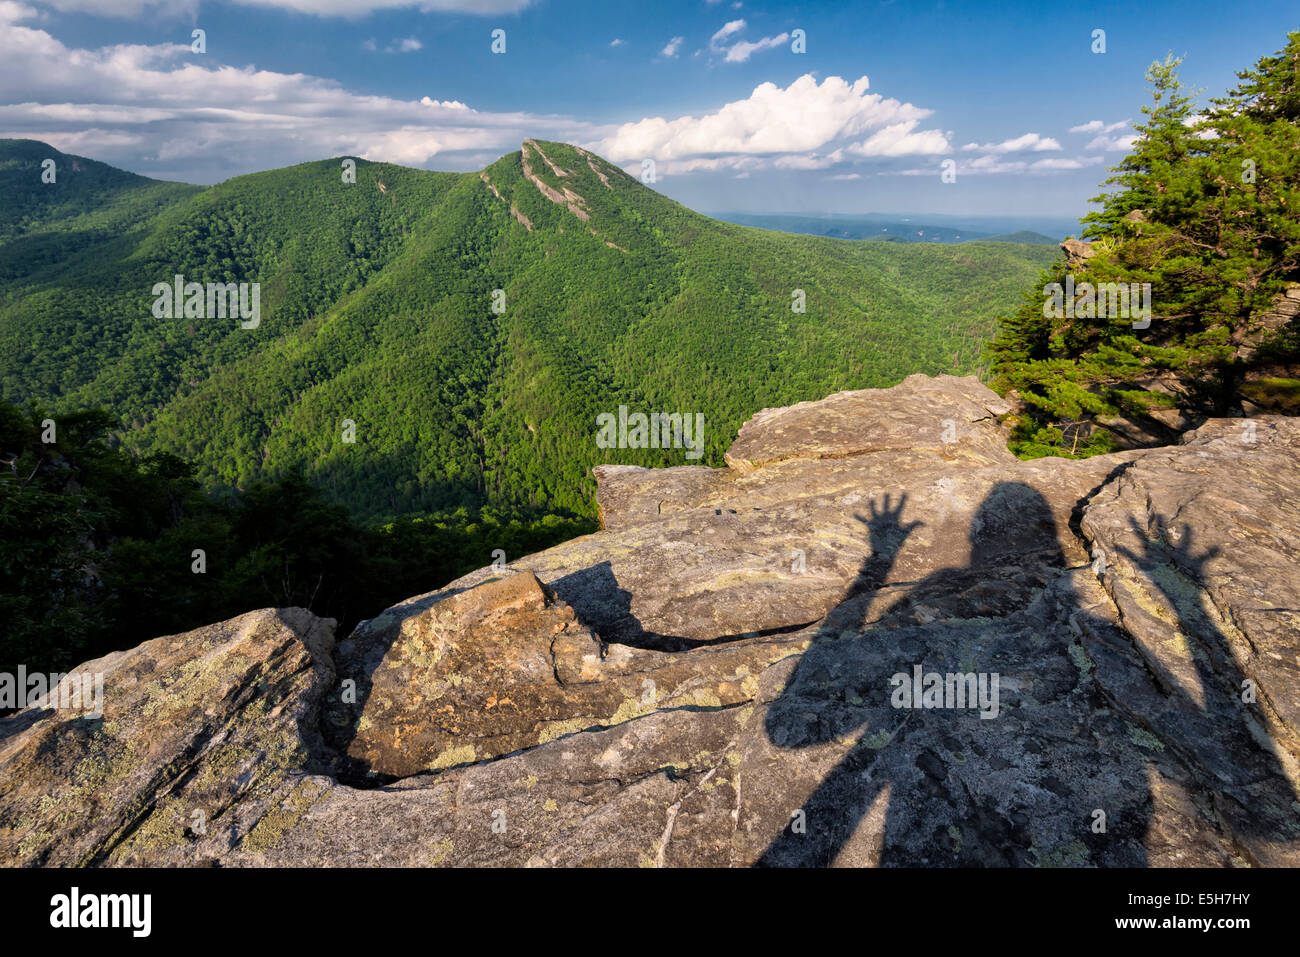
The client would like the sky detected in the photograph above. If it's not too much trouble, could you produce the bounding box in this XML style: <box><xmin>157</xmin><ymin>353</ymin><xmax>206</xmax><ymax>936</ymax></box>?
<box><xmin>2</xmin><ymin>0</ymin><xmax>1296</xmax><ymax>222</ymax></box>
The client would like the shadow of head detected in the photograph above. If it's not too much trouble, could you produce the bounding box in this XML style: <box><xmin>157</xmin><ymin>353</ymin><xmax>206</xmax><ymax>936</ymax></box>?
<box><xmin>968</xmin><ymin>480</ymin><xmax>1066</xmax><ymax>568</ymax></box>
<box><xmin>763</xmin><ymin>481</ymin><xmax>1065</xmax><ymax>749</ymax></box>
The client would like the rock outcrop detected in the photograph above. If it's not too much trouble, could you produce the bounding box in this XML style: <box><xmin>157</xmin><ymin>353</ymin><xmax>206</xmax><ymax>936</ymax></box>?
<box><xmin>1060</xmin><ymin>237</ymin><xmax>1095</xmax><ymax>266</ymax></box>
<box><xmin>3</xmin><ymin>375</ymin><xmax>1298</xmax><ymax>867</ymax></box>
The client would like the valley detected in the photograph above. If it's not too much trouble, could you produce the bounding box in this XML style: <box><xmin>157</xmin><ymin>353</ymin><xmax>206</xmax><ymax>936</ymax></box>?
<box><xmin>0</xmin><ymin>138</ymin><xmax>1056</xmax><ymax>522</ymax></box>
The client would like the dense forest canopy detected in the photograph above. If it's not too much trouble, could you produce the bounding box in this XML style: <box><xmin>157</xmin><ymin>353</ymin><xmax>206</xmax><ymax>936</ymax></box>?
<box><xmin>1</xmin><ymin>138</ymin><xmax>1054</xmax><ymax>518</ymax></box>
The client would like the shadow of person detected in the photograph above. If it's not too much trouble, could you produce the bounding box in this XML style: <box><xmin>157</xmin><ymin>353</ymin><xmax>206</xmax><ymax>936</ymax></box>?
<box><xmin>755</xmin><ymin>491</ymin><xmax>926</xmax><ymax>866</ymax></box>
<box><xmin>1102</xmin><ymin>517</ymin><xmax>1300</xmax><ymax>864</ymax></box>
<box><xmin>757</xmin><ymin>481</ymin><xmax>1158</xmax><ymax>867</ymax></box>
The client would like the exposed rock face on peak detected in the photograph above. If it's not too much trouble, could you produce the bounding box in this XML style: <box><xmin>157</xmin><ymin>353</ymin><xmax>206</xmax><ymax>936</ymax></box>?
<box><xmin>3</xmin><ymin>375</ymin><xmax>1298</xmax><ymax>867</ymax></box>
<box><xmin>520</xmin><ymin>138</ymin><xmax>590</xmax><ymax>220</ymax></box>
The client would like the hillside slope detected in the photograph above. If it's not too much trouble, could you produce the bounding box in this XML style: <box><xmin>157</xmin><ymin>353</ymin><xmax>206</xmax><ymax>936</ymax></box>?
<box><xmin>0</xmin><ymin>138</ymin><xmax>1056</xmax><ymax>519</ymax></box>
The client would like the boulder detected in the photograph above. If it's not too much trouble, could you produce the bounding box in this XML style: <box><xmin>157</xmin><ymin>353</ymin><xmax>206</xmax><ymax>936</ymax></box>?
<box><xmin>0</xmin><ymin>608</ymin><xmax>335</xmax><ymax>866</ymax></box>
<box><xmin>5</xmin><ymin>375</ymin><xmax>1299</xmax><ymax>867</ymax></box>
<box><xmin>722</xmin><ymin>373</ymin><xmax>1015</xmax><ymax>475</ymax></box>
<box><xmin>1060</xmin><ymin>237</ymin><xmax>1095</xmax><ymax>266</ymax></box>
<box><xmin>1079</xmin><ymin>417</ymin><xmax>1300</xmax><ymax>865</ymax></box>
<box><xmin>325</xmin><ymin>571</ymin><xmax>804</xmax><ymax>777</ymax></box>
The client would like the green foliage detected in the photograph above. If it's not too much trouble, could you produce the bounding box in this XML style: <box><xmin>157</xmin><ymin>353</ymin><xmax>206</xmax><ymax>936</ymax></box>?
<box><xmin>0</xmin><ymin>399</ymin><xmax>593</xmax><ymax>673</ymax></box>
<box><xmin>989</xmin><ymin>34</ymin><xmax>1300</xmax><ymax>454</ymax></box>
<box><xmin>0</xmin><ymin>138</ymin><xmax>1053</xmax><ymax>523</ymax></box>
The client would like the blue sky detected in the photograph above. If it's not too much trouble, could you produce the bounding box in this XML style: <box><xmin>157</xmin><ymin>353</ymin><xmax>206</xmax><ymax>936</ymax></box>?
<box><xmin>2</xmin><ymin>0</ymin><xmax>1296</xmax><ymax>222</ymax></box>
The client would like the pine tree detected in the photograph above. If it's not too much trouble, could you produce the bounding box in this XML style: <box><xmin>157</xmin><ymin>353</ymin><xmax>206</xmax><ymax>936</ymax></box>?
<box><xmin>1083</xmin><ymin>53</ymin><xmax>1203</xmax><ymax>237</ymax></box>
<box><xmin>990</xmin><ymin>34</ymin><xmax>1300</xmax><ymax>455</ymax></box>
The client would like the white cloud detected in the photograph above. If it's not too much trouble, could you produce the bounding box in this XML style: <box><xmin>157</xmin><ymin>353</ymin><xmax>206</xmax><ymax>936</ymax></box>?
<box><xmin>1069</xmin><ymin>119</ymin><xmax>1128</xmax><ymax>134</ymax></box>
<box><xmin>848</xmin><ymin>121</ymin><xmax>950</xmax><ymax>157</ymax></box>
<box><xmin>29</xmin><ymin>0</ymin><xmax>536</xmax><ymax>15</ymax></box>
<box><xmin>1085</xmin><ymin>132</ymin><xmax>1138</xmax><ymax>151</ymax></box>
<box><xmin>419</xmin><ymin>96</ymin><xmax>469</xmax><ymax>109</ymax></box>
<box><xmin>610</xmin><ymin>38</ymin><xmax>625</xmax><ymax>47</ymax></box>
<box><xmin>828</xmin><ymin>172</ymin><xmax>860</xmax><ymax>180</ymax></box>
<box><xmin>710</xmin><ymin>19</ymin><xmax>746</xmax><ymax>48</ymax></box>
<box><xmin>598</xmin><ymin>74</ymin><xmax>945</xmax><ymax>166</ymax></box>
<box><xmin>621</xmin><ymin>154</ymin><xmax>761</xmax><ymax>176</ymax></box>
<box><xmin>0</xmin><ymin>4</ymin><xmax>971</xmax><ymax>187</ymax></box>
<box><xmin>891</xmin><ymin>153</ymin><xmax>1103</xmax><ymax>176</ymax></box>
<box><xmin>0</xmin><ymin>2</ymin><xmax>600</xmax><ymax>182</ymax></box>
<box><xmin>1030</xmin><ymin>156</ymin><xmax>1103</xmax><ymax>170</ymax></box>
<box><xmin>772</xmin><ymin>149</ymin><xmax>843</xmax><ymax>170</ymax></box>
<box><xmin>960</xmin><ymin>132</ymin><xmax>1061</xmax><ymax>153</ymax></box>
<box><xmin>723</xmin><ymin>33</ymin><xmax>788</xmax><ymax>62</ymax></box>
<box><xmin>236</xmin><ymin>0</ymin><xmax>535</xmax><ymax>15</ymax></box>
<box><xmin>660</xmin><ymin>36</ymin><xmax>684</xmax><ymax>58</ymax></box>
<box><xmin>366</xmin><ymin>36</ymin><xmax>422</xmax><ymax>53</ymax></box>
<box><xmin>707</xmin><ymin>17</ymin><xmax>787</xmax><ymax>62</ymax></box>
<box><xmin>27</xmin><ymin>0</ymin><xmax>196</xmax><ymax>15</ymax></box>
<box><xmin>1068</xmin><ymin>119</ymin><xmax>1135</xmax><ymax>151</ymax></box>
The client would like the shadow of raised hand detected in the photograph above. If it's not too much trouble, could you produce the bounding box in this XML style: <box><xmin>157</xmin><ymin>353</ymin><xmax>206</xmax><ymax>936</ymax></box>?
<box><xmin>1110</xmin><ymin>514</ymin><xmax>1299</xmax><ymax>863</ymax></box>
<box><xmin>766</xmin><ymin>492</ymin><xmax>926</xmax><ymax>745</ymax></box>
<box><xmin>844</xmin><ymin>493</ymin><xmax>925</xmax><ymax>599</ymax></box>
<box><xmin>856</xmin><ymin>491</ymin><xmax>926</xmax><ymax>554</ymax></box>
<box><xmin>1119</xmin><ymin>514</ymin><xmax>1221</xmax><ymax>578</ymax></box>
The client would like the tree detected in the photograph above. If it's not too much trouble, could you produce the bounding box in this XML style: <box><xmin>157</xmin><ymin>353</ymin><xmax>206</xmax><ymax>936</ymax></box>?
<box><xmin>990</xmin><ymin>34</ymin><xmax>1300</xmax><ymax>455</ymax></box>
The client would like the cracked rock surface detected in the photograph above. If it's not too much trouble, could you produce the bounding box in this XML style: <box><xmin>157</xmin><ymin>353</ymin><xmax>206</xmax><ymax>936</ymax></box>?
<box><xmin>3</xmin><ymin>375</ymin><xmax>1297</xmax><ymax>866</ymax></box>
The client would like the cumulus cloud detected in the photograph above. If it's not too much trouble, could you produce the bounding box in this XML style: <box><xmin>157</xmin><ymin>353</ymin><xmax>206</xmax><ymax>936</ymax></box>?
<box><xmin>3</xmin><ymin>3</ymin><xmax>1091</xmax><ymax>186</ymax></box>
<box><xmin>0</xmin><ymin>2</ymin><xmax>598</xmax><ymax>182</ymax></box>
<box><xmin>848</xmin><ymin>121</ymin><xmax>950</xmax><ymax>157</ymax></box>
<box><xmin>598</xmin><ymin>74</ymin><xmax>947</xmax><ymax>168</ymax></box>
<box><xmin>660</xmin><ymin>36</ymin><xmax>684</xmax><ymax>58</ymax></box>
<box><xmin>610</xmin><ymin>38</ymin><xmax>625</xmax><ymax>47</ymax></box>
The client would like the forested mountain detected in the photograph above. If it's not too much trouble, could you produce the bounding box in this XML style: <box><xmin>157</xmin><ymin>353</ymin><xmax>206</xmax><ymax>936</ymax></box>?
<box><xmin>1</xmin><ymin>138</ymin><xmax>1055</xmax><ymax>522</ymax></box>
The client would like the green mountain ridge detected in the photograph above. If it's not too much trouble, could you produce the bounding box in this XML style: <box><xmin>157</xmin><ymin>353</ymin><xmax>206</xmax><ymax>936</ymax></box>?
<box><xmin>0</xmin><ymin>137</ymin><xmax>1056</xmax><ymax>521</ymax></box>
